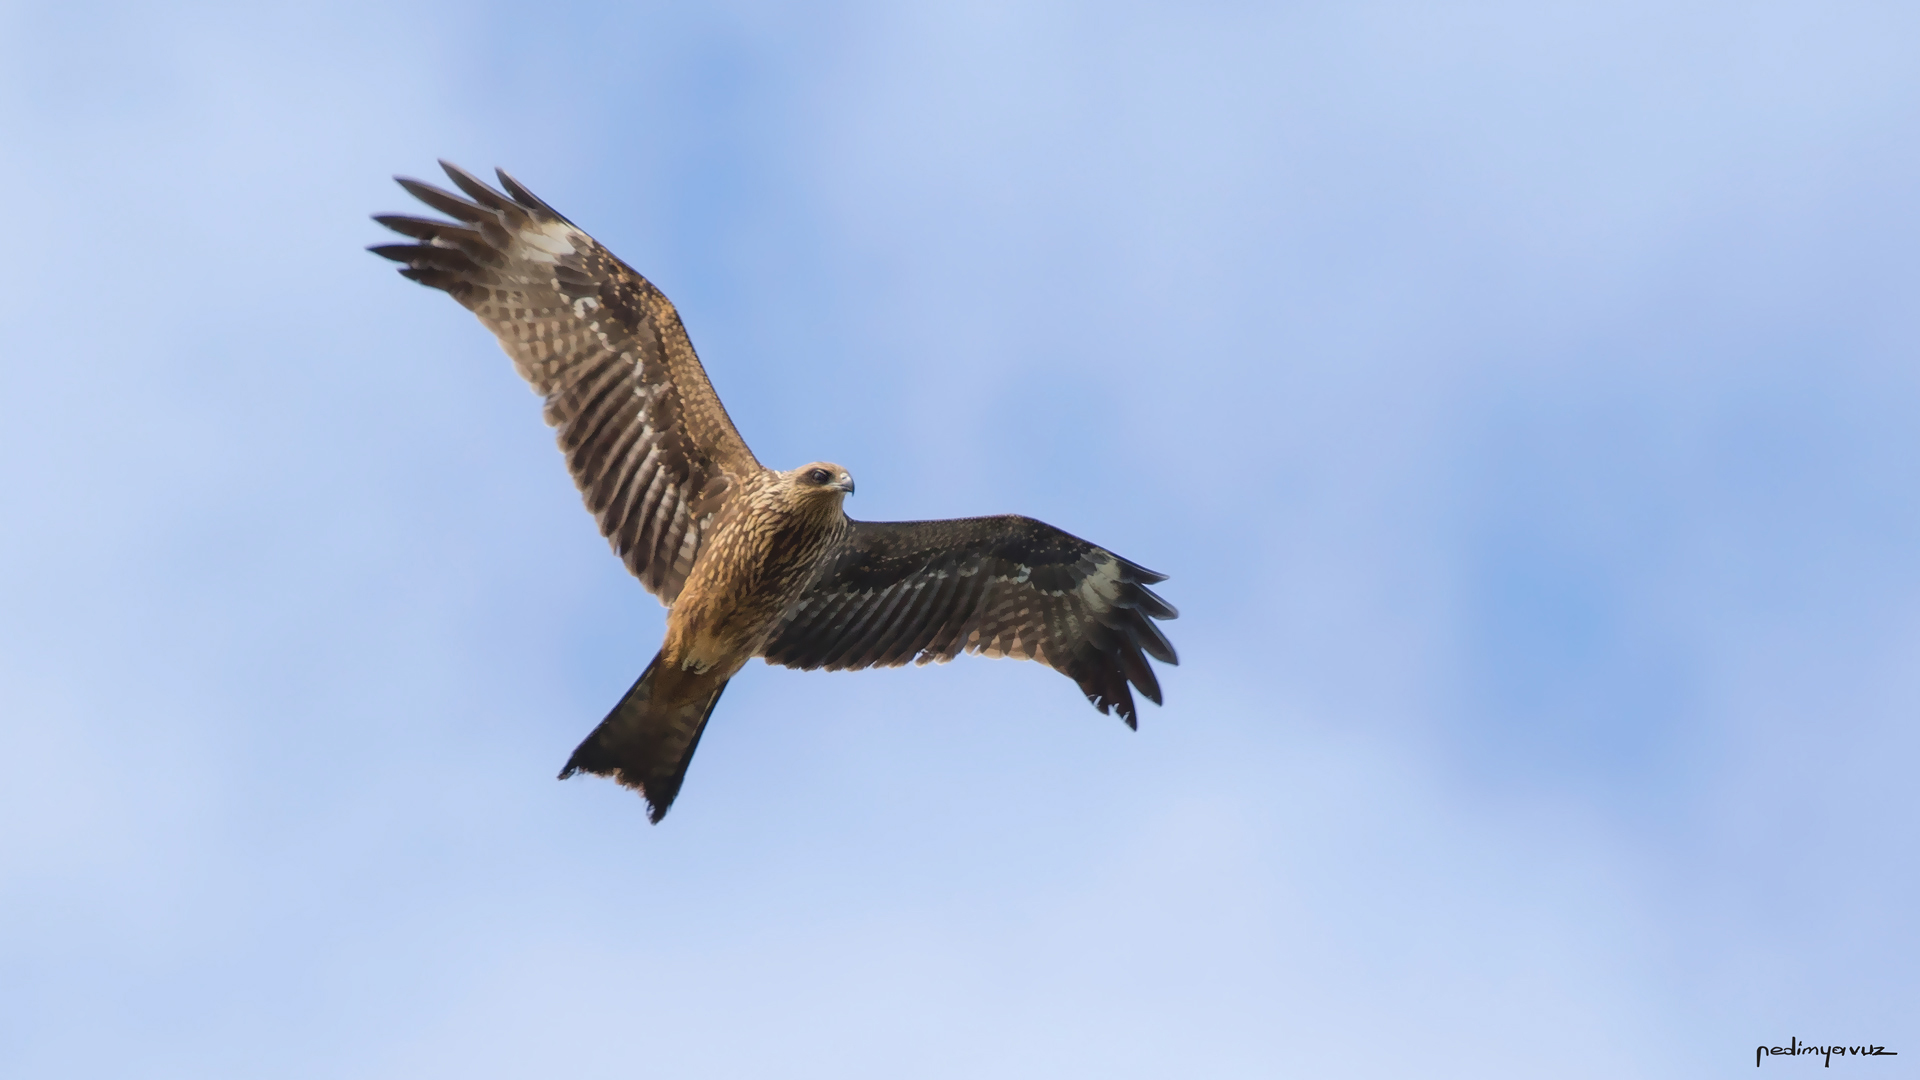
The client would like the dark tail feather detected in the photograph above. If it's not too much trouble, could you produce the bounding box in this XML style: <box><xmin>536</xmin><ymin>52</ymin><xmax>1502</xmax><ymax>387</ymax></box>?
<box><xmin>558</xmin><ymin>653</ymin><xmax>729</xmax><ymax>823</ymax></box>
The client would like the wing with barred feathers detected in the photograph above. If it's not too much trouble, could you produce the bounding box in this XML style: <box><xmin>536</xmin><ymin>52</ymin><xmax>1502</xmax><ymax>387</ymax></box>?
<box><xmin>760</xmin><ymin>516</ymin><xmax>1178</xmax><ymax>727</ymax></box>
<box><xmin>371</xmin><ymin>162</ymin><xmax>759</xmax><ymax>604</ymax></box>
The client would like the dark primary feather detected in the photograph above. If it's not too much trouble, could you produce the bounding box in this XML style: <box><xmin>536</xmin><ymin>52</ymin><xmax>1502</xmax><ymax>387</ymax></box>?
<box><xmin>761</xmin><ymin>516</ymin><xmax>1178</xmax><ymax>727</ymax></box>
<box><xmin>370</xmin><ymin>162</ymin><xmax>759</xmax><ymax>603</ymax></box>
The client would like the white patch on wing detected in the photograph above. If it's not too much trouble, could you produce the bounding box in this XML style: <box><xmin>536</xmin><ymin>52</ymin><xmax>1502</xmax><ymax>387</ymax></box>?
<box><xmin>515</xmin><ymin>221</ymin><xmax>581</xmax><ymax>261</ymax></box>
<box><xmin>1074</xmin><ymin>561</ymin><xmax>1122</xmax><ymax>612</ymax></box>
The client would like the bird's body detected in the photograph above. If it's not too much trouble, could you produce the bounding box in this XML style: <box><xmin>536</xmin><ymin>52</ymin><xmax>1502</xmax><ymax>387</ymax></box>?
<box><xmin>374</xmin><ymin>163</ymin><xmax>1177</xmax><ymax>821</ymax></box>
<box><xmin>661</xmin><ymin>465</ymin><xmax>852</xmax><ymax>679</ymax></box>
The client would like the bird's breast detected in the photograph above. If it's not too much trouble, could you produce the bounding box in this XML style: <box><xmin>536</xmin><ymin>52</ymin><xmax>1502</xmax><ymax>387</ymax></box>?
<box><xmin>663</xmin><ymin>502</ymin><xmax>843</xmax><ymax>674</ymax></box>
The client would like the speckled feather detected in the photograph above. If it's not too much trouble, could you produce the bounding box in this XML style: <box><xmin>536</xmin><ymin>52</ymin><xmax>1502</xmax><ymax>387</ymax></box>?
<box><xmin>371</xmin><ymin>162</ymin><xmax>757</xmax><ymax>604</ymax></box>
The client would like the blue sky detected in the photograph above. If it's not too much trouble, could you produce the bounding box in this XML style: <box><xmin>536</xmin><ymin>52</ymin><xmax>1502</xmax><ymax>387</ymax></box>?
<box><xmin>2</xmin><ymin>1</ymin><xmax>1916</xmax><ymax>1076</ymax></box>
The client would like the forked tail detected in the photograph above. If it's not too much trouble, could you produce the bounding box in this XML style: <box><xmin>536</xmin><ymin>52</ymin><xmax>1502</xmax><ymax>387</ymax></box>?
<box><xmin>558</xmin><ymin>652</ymin><xmax>729</xmax><ymax>823</ymax></box>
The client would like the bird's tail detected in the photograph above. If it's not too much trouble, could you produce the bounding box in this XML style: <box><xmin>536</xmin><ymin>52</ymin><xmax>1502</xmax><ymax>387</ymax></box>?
<box><xmin>558</xmin><ymin>652</ymin><xmax>729</xmax><ymax>823</ymax></box>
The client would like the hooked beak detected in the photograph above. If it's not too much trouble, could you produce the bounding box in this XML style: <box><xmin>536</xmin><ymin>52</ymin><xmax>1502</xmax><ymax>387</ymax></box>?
<box><xmin>834</xmin><ymin>476</ymin><xmax>856</xmax><ymax>495</ymax></box>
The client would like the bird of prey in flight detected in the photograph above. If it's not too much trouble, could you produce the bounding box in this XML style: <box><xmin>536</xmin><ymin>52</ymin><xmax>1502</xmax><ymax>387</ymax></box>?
<box><xmin>371</xmin><ymin>163</ymin><xmax>1178</xmax><ymax>822</ymax></box>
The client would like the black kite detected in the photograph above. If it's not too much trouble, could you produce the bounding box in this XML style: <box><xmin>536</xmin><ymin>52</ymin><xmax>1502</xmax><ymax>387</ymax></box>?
<box><xmin>372</xmin><ymin>163</ymin><xmax>1178</xmax><ymax>821</ymax></box>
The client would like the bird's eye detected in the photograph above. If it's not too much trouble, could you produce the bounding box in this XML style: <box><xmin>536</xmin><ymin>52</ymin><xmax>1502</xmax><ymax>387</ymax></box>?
<box><xmin>807</xmin><ymin>468</ymin><xmax>831</xmax><ymax>484</ymax></box>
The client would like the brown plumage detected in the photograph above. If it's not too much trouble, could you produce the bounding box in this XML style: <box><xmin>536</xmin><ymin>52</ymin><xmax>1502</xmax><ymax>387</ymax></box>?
<box><xmin>372</xmin><ymin>162</ymin><xmax>1178</xmax><ymax>822</ymax></box>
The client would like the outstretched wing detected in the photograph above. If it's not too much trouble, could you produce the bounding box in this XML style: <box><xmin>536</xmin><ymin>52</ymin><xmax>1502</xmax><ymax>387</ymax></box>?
<box><xmin>760</xmin><ymin>516</ymin><xmax>1178</xmax><ymax>726</ymax></box>
<box><xmin>371</xmin><ymin>162</ymin><xmax>760</xmax><ymax>603</ymax></box>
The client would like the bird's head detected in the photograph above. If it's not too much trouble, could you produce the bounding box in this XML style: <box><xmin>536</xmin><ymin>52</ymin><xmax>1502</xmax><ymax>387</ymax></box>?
<box><xmin>786</xmin><ymin>462</ymin><xmax>856</xmax><ymax>505</ymax></box>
